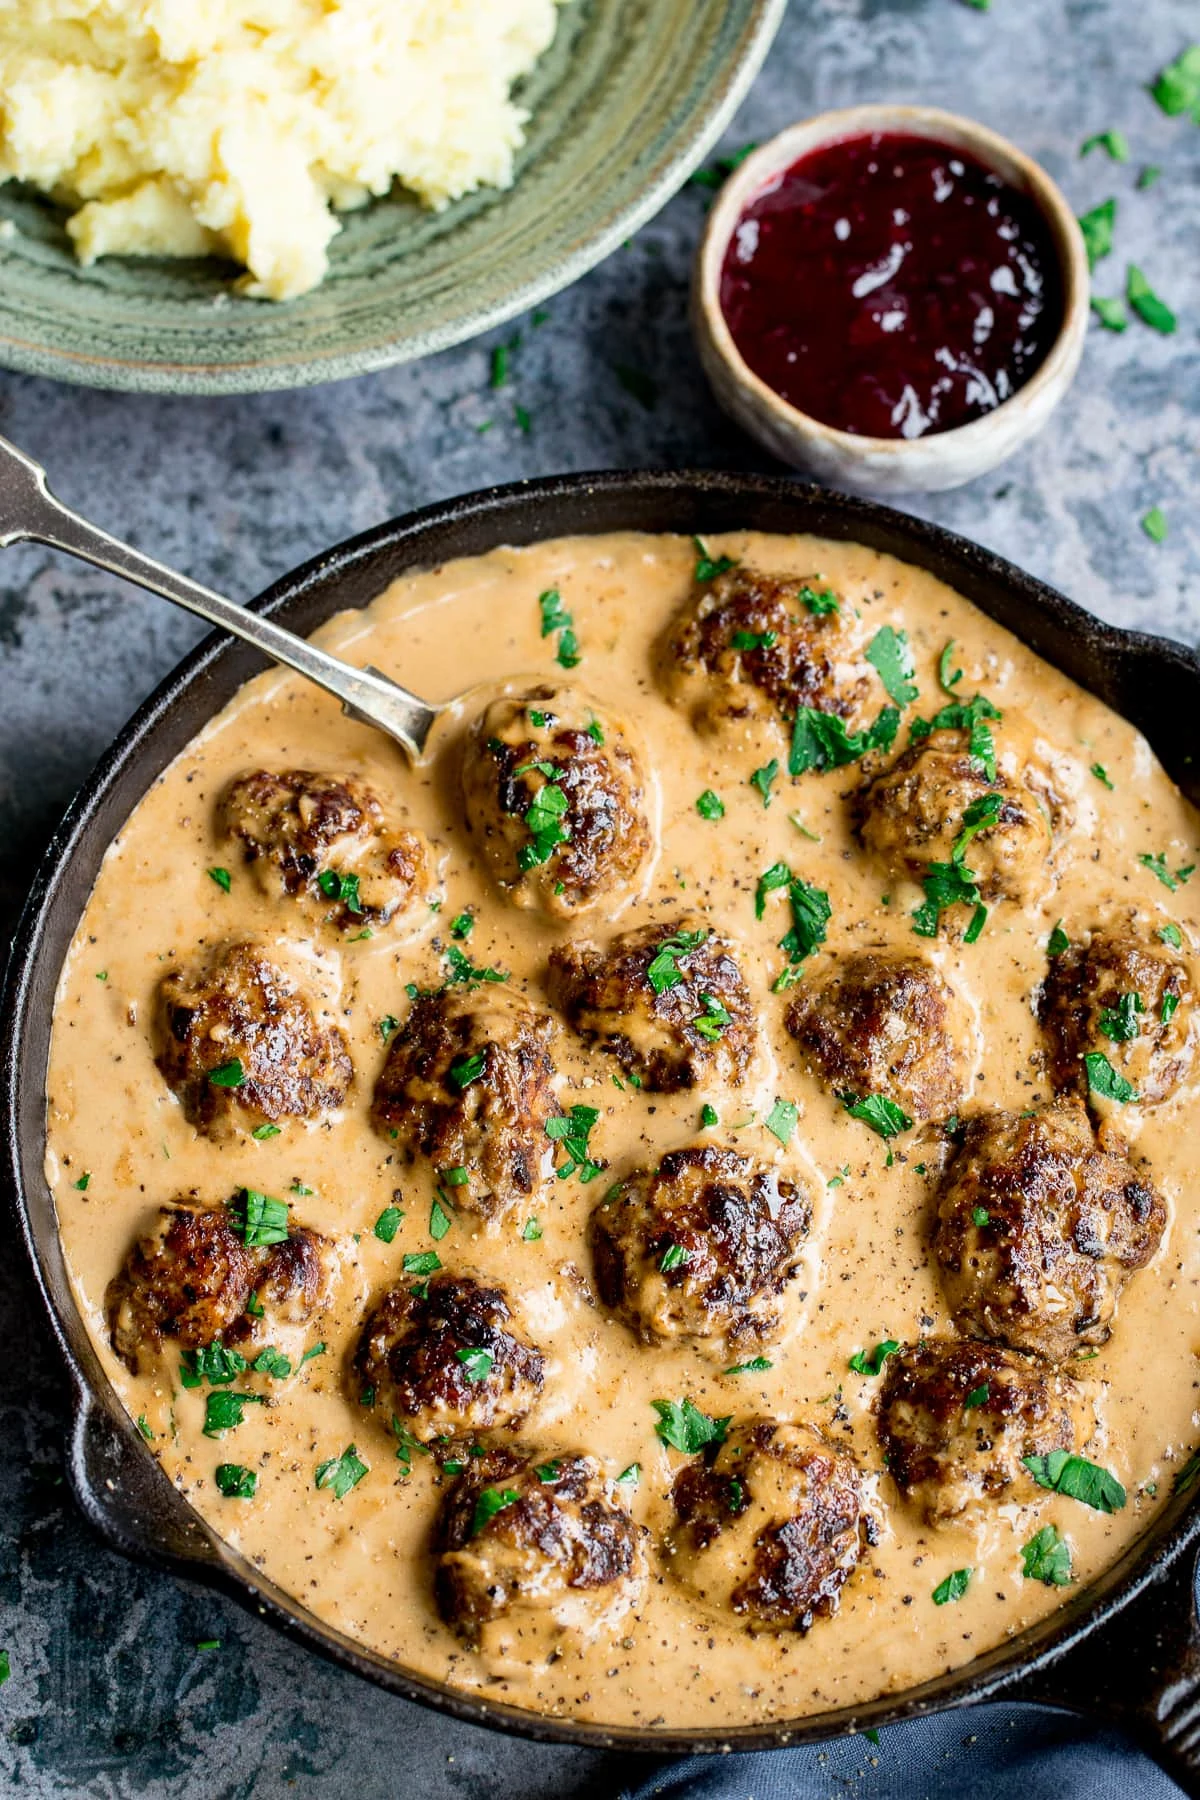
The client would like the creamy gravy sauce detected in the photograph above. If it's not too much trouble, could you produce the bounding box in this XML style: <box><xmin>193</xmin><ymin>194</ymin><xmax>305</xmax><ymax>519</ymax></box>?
<box><xmin>45</xmin><ymin>531</ymin><xmax>1200</xmax><ymax>1730</ymax></box>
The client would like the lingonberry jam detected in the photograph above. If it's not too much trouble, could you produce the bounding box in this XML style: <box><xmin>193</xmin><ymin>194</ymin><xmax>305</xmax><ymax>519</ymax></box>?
<box><xmin>719</xmin><ymin>132</ymin><xmax>1063</xmax><ymax>440</ymax></box>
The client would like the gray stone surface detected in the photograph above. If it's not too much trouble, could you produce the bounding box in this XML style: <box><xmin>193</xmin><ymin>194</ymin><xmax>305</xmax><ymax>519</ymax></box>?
<box><xmin>0</xmin><ymin>1</ymin><xmax>1196</xmax><ymax>1793</ymax></box>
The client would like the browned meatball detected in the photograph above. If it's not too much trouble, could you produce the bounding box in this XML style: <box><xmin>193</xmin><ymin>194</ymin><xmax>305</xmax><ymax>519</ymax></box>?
<box><xmin>435</xmin><ymin>1446</ymin><xmax>647</xmax><ymax>1650</ymax></box>
<box><xmin>665</xmin><ymin>1419</ymin><xmax>872</xmax><ymax>1631</ymax></box>
<box><xmin>107</xmin><ymin>1199</ymin><xmax>335</xmax><ymax>1374</ymax></box>
<box><xmin>660</xmin><ymin>563</ymin><xmax>872</xmax><ymax>745</ymax></box>
<box><xmin>371</xmin><ymin>986</ymin><xmax>558</xmax><ymax>1221</ymax></box>
<box><xmin>155</xmin><ymin>941</ymin><xmax>352</xmax><ymax>1135</ymax></box>
<box><xmin>589</xmin><ymin>1146</ymin><xmax>812</xmax><ymax>1359</ymax></box>
<box><xmin>857</xmin><ymin>727</ymin><xmax>1054</xmax><ymax>914</ymax></box>
<box><xmin>461</xmin><ymin>687</ymin><xmax>651</xmax><ymax>919</ymax></box>
<box><xmin>355</xmin><ymin>1275</ymin><xmax>545</xmax><ymax>1448</ymax></box>
<box><xmin>877</xmin><ymin>1337</ymin><xmax>1096</xmax><ymax>1523</ymax></box>
<box><xmin>1039</xmin><ymin>917</ymin><xmax>1195</xmax><ymax>1110</ymax></box>
<box><xmin>785</xmin><ymin>948</ymin><xmax>971</xmax><ymax>1122</ymax></box>
<box><xmin>934</xmin><ymin>1104</ymin><xmax>1166</xmax><ymax>1361</ymax></box>
<box><xmin>220</xmin><ymin>768</ymin><xmax>430</xmax><ymax>931</ymax></box>
<box><xmin>547</xmin><ymin>916</ymin><xmax>757</xmax><ymax>1092</ymax></box>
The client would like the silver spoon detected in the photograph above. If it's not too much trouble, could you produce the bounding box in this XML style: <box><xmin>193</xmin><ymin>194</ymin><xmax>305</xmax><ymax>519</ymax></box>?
<box><xmin>0</xmin><ymin>432</ymin><xmax>439</xmax><ymax>760</ymax></box>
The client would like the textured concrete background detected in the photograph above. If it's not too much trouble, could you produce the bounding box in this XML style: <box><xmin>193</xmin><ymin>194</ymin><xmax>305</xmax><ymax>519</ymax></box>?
<box><xmin>1</xmin><ymin>1</ymin><xmax>1197</xmax><ymax>1794</ymax></box>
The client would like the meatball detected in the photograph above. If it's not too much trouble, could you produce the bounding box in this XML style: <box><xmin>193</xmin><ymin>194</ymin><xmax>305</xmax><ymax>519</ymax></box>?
<box><xmin>547</xmin><ymin>916</ymin><xmax>757</xmax><ymax>1092</ymax></box>
<box><xmin>435</xmin><ymin>1446</ymin><xmax>647</xmax><ymax>1651</ymax></box>
<box><xmin>107</xmin><ymin>1199</ymin><xmax>334</xmax><ymax>1375</ymax></box>
<box><xmin>155</xmin><ymin>941</ymin><xmax>352</xmax><ymax>1135</ymax></box>
<box><xmin>1040</xmin><ymin>917</ymin><xmax>1195</xmax><ymax>1110</ymax></box>
<box><xmin>220</xmin><ymin>768</ymin><xmax>430</xmax><ymax>931</ymax></box>
<box><xmin>371</xmin><ymin>986</ymin><xmax>558</xmax><ymax>1221</ymax></box>
<box><xmin>589</xmin><ymin>1145</ymin><xmax>812</xmax><ymax>1359</ymax></box>
<box><xmin>665</xmin><ymin>1419</ymin><xmax>871</xmax><ymax>1631</ymax></box>
<box><xmin>877</xmin><ymin>1337</ymin><xmax>1096</xmax><ymax>1524</ymax></box>
<box><xmin>660</xmin><ymin>563</ymin><xmax>872</xmax><ymax>745</ymax></box>
<box><xmin>785</xmin><ymin>948</ymin><xmax>971</xmax><ymax>1121</ymax></box>
<box><xmin>857</xmin><ymin>727</ymin><xmax>1054</xmax><ymax>914</ymax></box>
<box><xmin>355</xmin><ymin>1275</ymin><xmax>545</xmax><ymax>1449</ymax></box>
<box><xmin>934</xmin><ymin>1103</ymin><xmax>1166</xmax><ymax>1361</ymax></box>
<box><xmin>461</xmin><ymin>687</ymin><xmax>651</xmax><ymax>919</ymax></box>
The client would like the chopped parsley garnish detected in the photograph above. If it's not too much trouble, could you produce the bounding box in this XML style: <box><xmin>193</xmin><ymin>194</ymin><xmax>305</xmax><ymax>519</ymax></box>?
<box><xmin>215</xmin><ymin>1463</ymin><xmax>258</xmax><ymax>1499</ymax></box>
<box><xmin>471</xmin><ymin>1486</ymin><xmax>520</xmax><ymax>1537</ymax></box>
<box><xmin>180</xmin><ymin>1340</ymin><xmax>243</xmax><ymax>1389</ymax></box>
<box><xmin>1080</xmin><ymin>129</ymin><xmax>1129</xmax><ymax>162</ymax></box>
<box><xmin>848</xmin><ymin>1340</ymin><xmax>898</xmax><ymax>1377</ymax></box>
<box><xmin>1127</xmin><ymin>266</ymin><xmax>1177</xmax><ymax>335</ymax></box>
<box><xmin>380</xmin><ymin>1014</ymin><xmax>400</xmax><ymax>1043</ymax></box>
<box><xmin>442</xmin><ymin>1166</ymin><xmax>469</xmax><ymax>1187</ymax></box>
<box><xmin>299</xmin><ymin>1343</ymin><xmax>325</xmax><ymax>1368</ymax></box>
<box><xmin>1023</xmin><ymin>1450</ymin><xmax>1126</xmax><ymax>1513</ymax></box>
<box><xmin>912</xmin><ymin>791</ymin><xmax>1003</xmax><ymax>941</ymax></box>
<box><xmin>1140</xmin><ymin>848</ymin><xmax>1196</xmax><ymax>890</ymax></box>
<box><xmin>136</xmin><ymin>1414</ymin><xmax>153</xmax><ymax>1441</ymax></box>
<box><xmin>764</xmin><ymin>1097</ymin><xmax>799</xmax><ymax>1146</ymax></box>
<box><xmin>690</xmin><ymin>142</ymin><xmax>757</xmax><ymax>188</ymax></box>
<box><xmin>1085</xmin><ymin>1052</ymin><xmax>1139</xmax><ymax>1104</ymax></box>
<box><xmin>251</xmin><ymin>1123</ymin><xmax>281</xmax><ymax>1141</ymax></box>
<box><xmin>798</xmin><ymin>583</ymin><xmax>839</xmax><ymax>615</ymax></box>
<box><xmin>430</xmin><ymin>1197</ymin><xmax>453</xmax><ymax>1240</ymax></box>
<box><xmin>728</xmin><ymin>1477</ymin><xmax>745</xmax><ymax>1512</ymax></box>
<box><xmin>964</xmin><ymin>1383</ymin><xmax>990</xmax><ymax>1410</ymax></box>
<box><xmin>201</xmin><ymin>1391</ymin><xmax>265</xmax><ymax>1438</ymax></box>
<box><xmin>447</xmin><ymin>1050</ymin><xmax>486</xmax><ymax>1091</ymax></box>
<box><xmin>692</xmin><ymin>535</ymin><xmax>735</xmax><ymax>583</ymax></box>
<box><xmin>725</xmin><ymin>1356</ymin><xmax>773</xmax><ymax>1376</ymax></box>
<box><xmin>245</xmin><ymin>1292</ymin><xmax>264</xmax><ymax>1319</ymax></box>
<box><xmin>1151</xmin><ymin>43</ymin><xmax>1200</xmax><ymax>117</ymax></box>
<box><xmin>1160</xmin><ymin>922</ymin><xmax>1183</xmax><ymax>948</ymax></box>
<box><xmin>0</xmin><ymin>1651</ymin><xmax>8</xmax><ymax>1684</ymax></box>
<box><xmin>615</xmin><ymin>1463</ymin><xmax>641</xmax><ymax>1487</ymax></box>
<box><xmin>700</xmin><ymin>1103</ymin><xmax>719</xmax><ymax>1128</ymax></box>
<box><xmin>647</xmin><ymin>928</ymin><xmax>708</xmax><ymax>994</ymax></box>
<box><xmin>229</xmin><ymin>1188</ymin><xmax>289</xmax><ymax>1247</ymax></box>
<box><xmin>443</xmin><ymin>944</ymin><xmax>508</xmax><ymax>988</ymax></box>
<box><xmin>1021</xmin><ymin>1524</ymin><xmax>1073</xmax><ymax>1586</ymax></box>
<box><xmin>1098</xmin><ymin>991</ymin><xmax>1143</xmax><ymax>1043</ymax></box>
<box><xmin>972</xmin><ymin>1206</ymin><xmax>991</xmax><ymax>1227</ymax></box>
<box><xmin>755</xmin><ymin>861</ymin><xmax>832</xmax><ymax>984</ymax></box>
<box><xmin>1047</xmin><ymin>921</ymin><xmax>1071</xmax><ymax>957</ymax></box>
<box><xmin>207</xmin><ymin>866</ymin><xmax>232</xmax><ymax>892</ymax></box>
<box><xmin>937</xmin><ymin>641</ymin><xmax>963</xmax><ymax>694</ymax></box>
<box><xmin>1162</xmin><ymin>993</ymin><xmax>1181</xmax><ymax>1025</ymax></box>
<box><xmin>660</xmin><ymin>1243</ymin><xmax>691</xmax><ymax>1273</ymax></box>
<box><xmin>490</xmin><ymin>343</ymin><xmax>510</xmax><ymax>388</ymax></box>
<box><xmin>731</xmin><ymin>629</ymin><xmax>777</xmax><ymax>652</ymax></box>
<box><xmin>789</xmin><ymin>704</ymin><xmax>900</xmax><ymax>776</ymax></box>
<box><xmin>449</xmin><ymin>912</ymin><xmax>473</xmax><ymax>939</ymax></box>
<box><xmin>252</xmin><ymin>1346</ymin><xmax>292</xmax><ymax>1379</ymax></box>
<box><xmin>392</xmin><ymin>1419</ymin><xmax>431</xmax><ymax>1475</ymax></box>
<box><xmin>537</xmin><ymin>588</ymin><xmax>581</xmax><ymax>668</ymax></box>
<box><xmin>1138</xmin><ymin>165</ymin><xmax>1162</xmax><ymax>189</ymax></box>
<box><xmin>1174</xmin><ymin>1453</ymin><xmax>1200</xmax><ymax>1497</ymax></box>
<box><xmin>866</xmin><ymin>625</ymin><xmax>919</xmax><ymax>707</ymax></box>
<box><xmin>373</xmin><ymin>1205</ymin><xmax>403</xmax><ymax>1243</ymax></box>
<box><xmin>208</xmin><ymin>1058</ymin><xmax>245</xmax><ymax>1089</ymax></box>
<box><xmin>749</xmin><ymin>758</ymin><xmax>780</xmax><ymax>806</ymax></box>
<box><xmin>932</xmin><ymin>1568</ymin><xmax>971</xmax><ymax>1605</ymax></box>
<box><xmin>315</xmin><ymin>1445</ymin><xmax>368</xmax><ymax>1500</ymax></box>
<box><xmin>696</xmin><ymin>789</ymin><xmax>725</xmax><ymax>820</ymax></box>
<box><xmin>652</xmin><ymin>1398</ymin><xmax>730</xmax><ymax>1454</ymax></box>
<box><xmin>516</xmin><ymin>769</ymin><xmax>571</xmax><ymax>871</ymax></box>
<box><xmin>614</xmin><ymin>363</ymin><xmax>658</xmax><ymax>410</ymax></box>
<box><xmin>317</xmin><ymin>868</ymin><xmax>363</xmax><ymax>914</ymax></box>
<box><xmin>547</xmin><ymin>1104</ymin><xmax>602</xmax><ymax>1181</ymax></box>
<box><xmin>521</xmin><ymin>1217</ymin><xmax>542</xmax><ymax>1241</ymax></box>
<box><xmin>1091</xmin><ymin>762</ymin><xmax>1115</xmax><ymax>790</ymax></box>
<box><xmin>692</xmin><ymin>993</ymin><xmax>732</xmax><ymax>1041</ymax></box>
<box><xmin>514</xmin><ymin>404</ymin><xmax>532</xmax><ymax>436</ymax></box>
<box><xmin>456</xmin><ymin>1347</ymin><xmax>494</xmax><ymax>1383</ymax></box>
<box><xmin>72</xmin><ymin>1172</ymin><xmax>90</xmax><ymax>1192</ymax></box>
<box><xmin>910</xmin><ymin>691</ymin><xmax>1002</xmax><ymax>779</ymax></box>
<box><xmin>1091</xmin><ymin>295</ymin><xmax>1128</xmax><ymax>332</ymax></box>
<box><xmin>403</xmin><ymin>1251</ymin><xmax>441</xmax><ymax>1276</ymax></box>
<box><xmin>1077</xmin><ymin>197</ymin><xmax>1116</xmax><ymax>270</ymax></box>
<box><xmin>535</xmin><ymin>1461</ymin><xmax>562</xmax><ymax>1485</ymax></box>
<box><xmin>843</xmin><ymin>1093</ymin><xmax>913</xmax><ymax>1140</ymax></box>
<box><xmin>1142</xmin><ymin>507</ymin><xmax>1168</xmax><ymax>543</ymax></box>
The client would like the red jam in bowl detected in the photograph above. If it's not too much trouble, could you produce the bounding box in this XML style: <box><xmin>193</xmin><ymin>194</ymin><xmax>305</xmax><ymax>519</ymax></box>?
<box><xmin>718</xmin><ymin>131</ymin><xmax>1064</xmax><ymax>440</ymax></box>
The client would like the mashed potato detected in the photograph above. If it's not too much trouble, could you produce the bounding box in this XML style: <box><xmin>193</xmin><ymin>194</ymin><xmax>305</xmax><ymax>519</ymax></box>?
<box><xmin>0</xmin><ymin>0</ymin><xmax>566</xmax><ymax>299</ymax></box>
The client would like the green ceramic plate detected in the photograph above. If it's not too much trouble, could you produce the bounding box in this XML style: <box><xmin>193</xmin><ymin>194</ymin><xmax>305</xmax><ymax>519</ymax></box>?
<box><xmin>0</xmin><ymin>0</ymin><xmax>783</xmax><ymax>395</ymax></box>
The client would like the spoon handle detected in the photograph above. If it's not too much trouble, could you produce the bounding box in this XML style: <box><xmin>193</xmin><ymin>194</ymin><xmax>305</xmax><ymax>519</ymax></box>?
<box><xmin>0</xmin><ymin>433</ymin><xmax>438</xmax><ymax>760</ymax></box>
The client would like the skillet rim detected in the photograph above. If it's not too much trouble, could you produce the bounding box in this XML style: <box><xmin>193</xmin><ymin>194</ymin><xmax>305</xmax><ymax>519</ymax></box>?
<box><xmin>4</xmin><ymin>465</ymin><xmax>1200</xmax><ymax>1753</ymax></box>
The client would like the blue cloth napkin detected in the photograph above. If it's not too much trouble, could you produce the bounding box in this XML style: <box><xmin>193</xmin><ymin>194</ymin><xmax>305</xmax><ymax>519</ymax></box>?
<box><xmin>619</xmin><ymin>1706</ymin><xmax>1181</xmax><ymax>1799</ymax></box>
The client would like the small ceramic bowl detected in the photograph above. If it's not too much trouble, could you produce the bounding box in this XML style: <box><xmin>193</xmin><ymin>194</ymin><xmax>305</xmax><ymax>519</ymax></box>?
<box><xmin>692</xmin><ymin>104</ymin><xmax>1090</xmax><ymax>496</ymax></box>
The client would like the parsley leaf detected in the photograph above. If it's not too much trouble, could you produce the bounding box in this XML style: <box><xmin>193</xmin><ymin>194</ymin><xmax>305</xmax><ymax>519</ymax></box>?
<box><xmin>447</xmin><ymin>1050</ymin><xmax>485</xmax><ymax>1091</ymax></box>
<box><xmin>848</xmin><ymin>1339</ymin><xmax>899</xmax><ymax>1376</ymax></box>
<box><xmin>932</xmin><ymin>1568</ymin><xmax>971</xmax><ymax>1605</ymax></box>
<box><xmin>1160</xmin><ymin>923</ymin><xmax>1183</xmax><ymax>948</ymax></box>
<box><xmin>692</xmin><ymin>536</ymin><xmax>735</xmax><ymax>583</ymax></box>
<box><xmin>1139</xmin><ymin>852</ymin><xmax>1194</xmax><ymax>892</ymax></box>
<box><xmin>471</xmin><ymin>1486</ymin><xmax>520</xmax><ymax>1537</ymax></box>
<box><xmin>755</xmin><ymin>861</ymin><xmax>832</xmax><ymax>982</ymax></box>
<box><xmin>1127</xmin><ymin>265</ymin><xmax>1177</xmax><ymax>335</ymax></box>
<box><xmin>938</xmin><ymin>640</ymin><xmax>963</xmax><ymax>694</ymax></box>
<box><xmin>180</xmin><ymin>1340</ymin><xmax>247</xmax><ymax>1388</ymax></box>
<box><xmin>207</xmin><ymin>866</ymin><xmax>232</xmax><ymax>892</ymax></box>
<box><xmin>660</xmin><ymin>1244</ymin><xmax>691</xmax><ymax>1273</ymax></box>
<box><xmin>1047</xmin><ymin>921</ymin><xmax>1071</xmax><ymax>957</ymax></box>
<box><xmin>700</xmin><ymin>1102</ymin><xmax>719</xmax><ymax>1128</ymax></box>
<box><xmin>1021</xmin><ymin>1524</ymin><xmax>1073</xmax><ymax>1586</ymax></box>
<box><xmin>317</xmin><ymin>868</ymin><xmax>362</xmax><ymax>914</ymax></box>
<box><xmin>692</xmin><ymin>993</ymin><xmax>732</xmax><ymax>1042</ymax></box>
<box><xmin>789</xmin><ymin>704</ymin><xmax>900</xmax><ymax>776</ymax></box>
<box><xmin>1080</xmin><ymin>129</ymin><xmax>1129</xmax><ymax>162</ymax></box>
<box><xmin>1151</xmin><ymin>44</ymin><xmax>1200</xmax><ymax>120</ymax></box>
<box><xmin>517</xmin><ymin>771</ymin><xmax>572</xmax><ymax>871</ymax></box>
<box><xmin>373</xmin><ymin>1205</ymin><xmax>403</xmax><ymax>1243</ymax></box>
<box><xmin>208</xmin><ymin>1058</ymin><xmax>245</xmax><ymax>1089</ymax></box>
<box><xmin>646</xmin><ymin>928</ymin><xmax>708</xmax><ymax>994</ymax></box>
<box><xmin>725</xmin><ymin>1356</ymin><xmax>773</xmax><ymax>1375</ymax></box>
<box><xmin>537</xmin><ymin>589</ymin><xmax>581</xmax><ymax>668</ymax></box>
<box><xmin>1091</xmin><ymin>295</ymin><xmax>1128</xmax><ymax>332</ymax></box>
<box><xmin>1098</xmin><ymin>991</ymin><xmax>1143</xmax><ymax>1043</ymax></box>
<box><xmin>732</xmin><ymin>629</ymin><xmax>778</xmax><ymax>652</ymax></box>
<box><xmin>521</xmin><ymin>1217</ymin><xmax>542</xmax><ymax>1241</ymax></box>
<box><xmin>1085</xmin><ymin>1052</ymin><xmax>1139</xmax><ymax>1103</ymax></box>
<box><xmin>1091</xmin><ymin>763</ymin><xmax>1115</xmax><ymax>790</ymax></box>
<box><xmin>1142</xmin><ymin>507</ymin><xmax>1168</xmax><ymax>543</ymax></box>
<box><xmin>964</xmin><ymin>1382</ymin><xmax>990</xmax><ymax>1410</ymax></box>
<box><xmin>844</xmin><ymin>1092</ymin><xmax>913</xmax><ymax>1140</ymax></box>
<box><xmin>798</xmin><ymin>584</ymin><xmax>840</xmax><ymax>615</ymax></box>
<box><xmin>909</xmin><ymin>692</ymin><xmax>1002</xmax><ymax>779</ymax></box>
<box><xmin>201</xmin><ymin>1391</ymin><xmax>265</xmax><ymax>1438</ymax></box>
<box><xmin>315</xmin><ymin>1445</ymin><xmax>369</xmax><ymax>1500</ymax></box>
<box><xmin>866</xmin><ymin>626</ymin><xmax>919</xmax><ymax>707</ymax></box>
<box><xmin>750</xmin><ymin>759</ymin><xmax>780</xmax><ymax>806</ymax></box>
<box><xmin>443</xmin><ymin>944</ymin><xmax>508</xmax><ymax>988</ymax></box>
<box><xmin>546</xmin><ymin>1104</ymin><xmax>602</xmax><ymax>1181</ymax></box>
<box><xmin>764</xmin><ymin>1098</ymin><xmax>798</xmax><ymax>1146</ymax></box>
<box><xmin>696</xmin><ymin>789</ymin><xmax>725</xmax><ymax>820</ymax></box>
<box><xmin>456</xmin><ymin>1347</ymin><xmax>494</xmax><ymax>1383</ymax></box>
<box><xmin>652</xmin><ymin>1398</ymin><xmax>730</xmax><ymax>1454</ymax></box>
<box><xmin>1023</xmin><ymin>1450</ymin><xmax>1126</xmax><ymax>1513</ymax></box>
<box><xmin>228</xmin><ymin>1188</ymin><xmax>289</xmax><ymax>1248</ymax></box>
<box><xmin>1077</xmin><ymin>197</ymin><xmax>1116</xmax><ymax>270</ymax></box>
<box><xmin>615</xmin><ymin>1463</ymin><xmax>641</xmax><ymax>1488</ymax></box>
<box><xmin>215</xmin><ymin>1463</ymin><xmax>258</xmax><ymax>1499</ymax></box>
<box><xmin>403</xmin><ymin>1250</ymin><xmax>441</xmax><ymax>1276</ymax></box>
<box><xmin>430</xmin><ymin>1196</ymin><xmax>453</xmax><ymax>1240</ymax></box>
<box><xmin>1162</xmin><ymin>993</ymin><xmax>1180</xmax><ymax>1025</ymax></box>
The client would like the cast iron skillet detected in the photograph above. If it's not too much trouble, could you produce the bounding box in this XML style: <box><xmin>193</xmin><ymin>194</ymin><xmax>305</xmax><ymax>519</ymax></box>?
<box><xmin>5</xmin><ymin>471</ymin><xmax>1200</xmax><ymax>1785</ymax></box>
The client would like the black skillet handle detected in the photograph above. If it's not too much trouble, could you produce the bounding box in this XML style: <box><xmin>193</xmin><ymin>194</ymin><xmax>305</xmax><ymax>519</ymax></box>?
<box><xmin>67</xmin><ymin>1385</ymin><xmax>222</xmax><ymax>1571</ymax></box>
<box><xmin>1004</xmin><ymin>1543</ymin><xmax>1200</xmax><ymax>1796</ymax></box>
